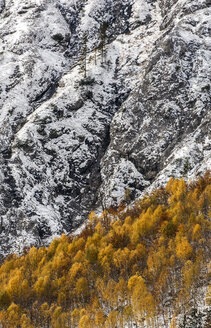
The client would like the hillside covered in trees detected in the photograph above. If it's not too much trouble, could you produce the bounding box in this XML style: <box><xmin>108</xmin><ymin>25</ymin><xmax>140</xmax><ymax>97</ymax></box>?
<box><xmin>0</xmin><ymin>173</ymin><xmax>210</xmax><ymax>328</ymax></box>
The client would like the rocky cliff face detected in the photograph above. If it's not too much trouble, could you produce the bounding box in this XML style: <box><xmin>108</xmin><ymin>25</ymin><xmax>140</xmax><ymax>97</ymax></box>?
<box><xmin>0</xmin><ymin>0</ymin><xmax>210</xmax><ymax>256</ymax></box>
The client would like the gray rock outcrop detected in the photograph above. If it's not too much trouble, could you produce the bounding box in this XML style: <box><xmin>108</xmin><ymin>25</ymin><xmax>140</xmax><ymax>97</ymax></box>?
<box><xmin>0</xmin><ymin>0</ymin><xmax>210</xmax><ymax>256</ymax></box>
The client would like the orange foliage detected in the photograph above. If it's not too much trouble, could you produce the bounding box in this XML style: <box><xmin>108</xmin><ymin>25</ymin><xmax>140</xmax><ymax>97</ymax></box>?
<box><xmin>0</xmin><ymin>172</ymin><xmax>210</xmax><ymax>327</ymax></box>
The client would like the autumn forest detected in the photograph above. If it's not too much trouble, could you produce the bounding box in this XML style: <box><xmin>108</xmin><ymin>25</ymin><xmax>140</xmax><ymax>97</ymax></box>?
<box><xmin>0</xmin><ymin>173</ymin><xmax>210</xmax><ymax>328</ymax></box>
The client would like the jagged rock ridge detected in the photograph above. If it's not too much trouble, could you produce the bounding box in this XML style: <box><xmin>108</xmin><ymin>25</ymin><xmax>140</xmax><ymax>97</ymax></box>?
<box><xmin>0</xmin><ymin>0</ymin><xmax>210</xmax><ymax>256</ymax></box>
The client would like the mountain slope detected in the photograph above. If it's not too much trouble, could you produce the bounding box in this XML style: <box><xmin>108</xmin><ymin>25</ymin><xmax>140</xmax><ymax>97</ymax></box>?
<box><xmin>0</xmin><ymin>0</ymin><xmax>210</xmax><ymax>256</ymax></box>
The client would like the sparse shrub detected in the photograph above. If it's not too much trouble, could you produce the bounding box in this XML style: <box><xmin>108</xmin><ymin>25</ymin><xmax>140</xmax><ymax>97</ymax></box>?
<box><xmin>183</xmin><ymin>157</ymin><xmax>191</xmax><ymax>176</ymax></box>
<box><xmin>201</xmin><ymin>84</ymin><xmax>210</xmax><ymax>92</ymax></box>
<box><xmin>51</xmin><ymin>33</ymin><xmax>64</xmax><ymax>42</ymax></box>
<box><xmin>49</xmin><ymin>129</ymin><xmax>59</xmax><ymax>139</ymax></box>
<box><xmin>78</xmin><ymin>77</ymin><xmax>95</xmax><ymax>86</ymax></box>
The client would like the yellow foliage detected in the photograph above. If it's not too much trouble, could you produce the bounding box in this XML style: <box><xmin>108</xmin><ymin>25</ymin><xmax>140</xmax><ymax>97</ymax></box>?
<box><xmin>95</xmin><ymin>309</ymin><xmax>106</xmax><ymax>326</ymax></box>
<box><xmin>69</xmin><ymin>262</ymin><xmax>84</xmax><ymax>280</ymax></box>
<box><xmin>170</xmin><ymin>314</ymin><xmax>177</xmax><ymax>328</ymax></box>
<box><xmin>182</xmin><ymin>260</ymin><xmax>195</xmax><ymax>288</ymax></box>
<box><xmin>79</xmin><ymin>314</ymin><xmax>93</xmax><ymax>328</ymax></box>
<box><xmin>75</xmin><ymin>277</ymin><xmax>89</xmax><ymax>297</ymax></box>
<box><xmin>71</xmin><ymin>308</ymin><xmax>80</xmax><ymax>326</ymax></box>
<box><xmin>88</xmin><ymin>211</ymin><xmax>99</xmax><ymax>227</ymax></box>
<box><xmin>34</xmin><ymin>275</ymin><xmax>51</xmax><ymax>298</ymax></box>
<box><xmin>7</xmin><ymin>302</ymin><xmax>21</xmax><ymax>327</ymax></box>
<box><xmin>128</xmin><ymin>275</ymin><xmax>155</xmax><ymax>318</ymax></box>
<box><xmin>113</xmin><ymin>247</ymin><xmax>130</xmax><ymax>269</ymax></box>
<box><xmin>104</xmin><ymin>310</ymin><xmax>119</xmax><ymax>328</ymax></box>
<box><xmin>21</xmin><ymin>314</ymin><xmax>33</xmax><ymax>328</ymax></box>
<box><xmin>176</xmin><ymin>237</ymin><xmax>193</xmax><ymax>261</ymax></box>
<box><xmin>192</xmin><ymin>224</ymin><xmax>201</xmax><ymax>240</ymax></box>
<box><xmin>0</xmin><ymin>173</ymin><xmax>209</xmax><ymax>328</ymax></box>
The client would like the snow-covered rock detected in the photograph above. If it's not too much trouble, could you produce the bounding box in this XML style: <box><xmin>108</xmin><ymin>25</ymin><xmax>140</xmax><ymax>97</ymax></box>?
<box><xmin>0</xmin><ymin>0</ymin><xmax>210</xmax><ymax>256</ymax></box>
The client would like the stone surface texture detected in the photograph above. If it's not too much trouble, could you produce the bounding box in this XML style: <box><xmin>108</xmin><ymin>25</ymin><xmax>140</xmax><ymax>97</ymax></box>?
<box><xmin>0</xmin><ymin>0</ymin><xmax>210</xmax><ymax>256</ymax></box>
